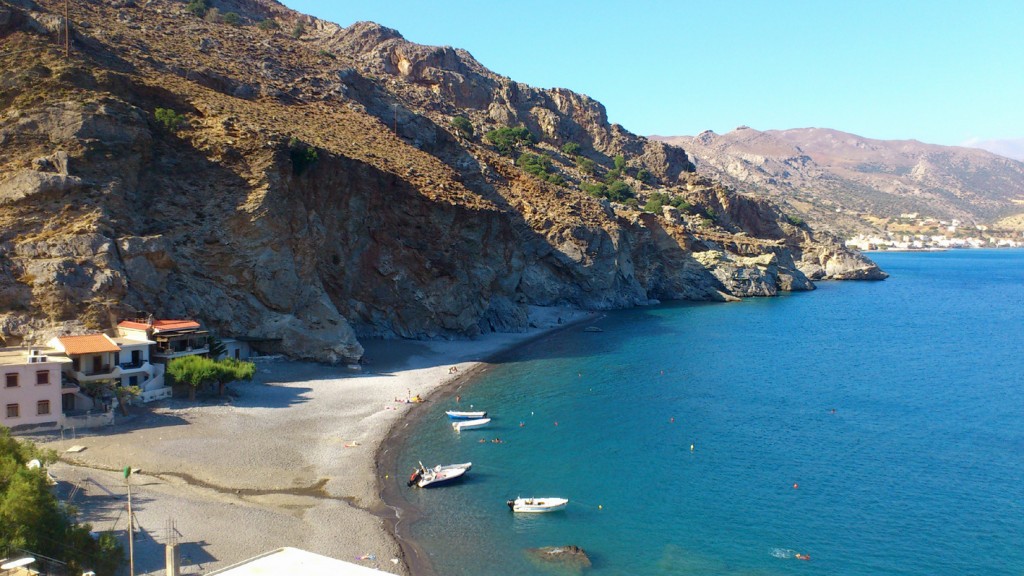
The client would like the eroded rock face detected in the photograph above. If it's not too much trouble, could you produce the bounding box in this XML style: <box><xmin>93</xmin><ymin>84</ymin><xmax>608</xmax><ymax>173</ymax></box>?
<box><xmin>0</xmin><ymin>0</ymin><xmax>885</xmax><ymax>363</ymax></box>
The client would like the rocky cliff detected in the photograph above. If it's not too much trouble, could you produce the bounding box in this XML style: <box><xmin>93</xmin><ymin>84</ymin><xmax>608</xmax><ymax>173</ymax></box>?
<box><xmin>655</xmin><ymin>127</ymin><xmax>1024</xmax><ymax>236</ymax></box>
<box><xmin>0</xmin><ymin>0</ymin><xmax>885</xmax><ymax>362</ymax></box>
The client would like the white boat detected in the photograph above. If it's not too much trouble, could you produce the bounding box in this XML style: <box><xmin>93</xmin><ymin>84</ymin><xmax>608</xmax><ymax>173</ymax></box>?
<box><xmin>408</xmin><ymin>462</ymin><xmax>471</xmax><ymax>488</ymax></box>
<box><xmin>507</xmin><ymin>497</ymin><xmax>569</xmax><ymax>513</ymax></box>
<box><xmin>452</xmin><ymin>417</ymin><xmax>491</xmax><ymax>431</ymax></box>
<box><xmin>446</xmin><ymin>410</ymin><xmax>487</xmax><ymax>420</ymax></box>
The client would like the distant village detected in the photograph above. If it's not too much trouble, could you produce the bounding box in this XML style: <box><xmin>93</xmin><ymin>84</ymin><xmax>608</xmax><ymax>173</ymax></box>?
<box><xmin>846</xmin><ymin>213</ymin><xmax>1023</xmax><ymax>251</ymax></box>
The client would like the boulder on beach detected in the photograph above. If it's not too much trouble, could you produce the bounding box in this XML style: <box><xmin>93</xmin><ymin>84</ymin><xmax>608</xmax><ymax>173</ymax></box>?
<box><xmin>525</xmin><ymin>545</ymin><xmax>592</xmax><ymax>572</ymax></box>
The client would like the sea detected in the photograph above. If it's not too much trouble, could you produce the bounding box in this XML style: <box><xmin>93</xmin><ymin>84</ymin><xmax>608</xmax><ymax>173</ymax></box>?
<box><xmin>388</xmin><ymin>249</ymin><xmax>1024</xmax><ymax>575</ymax></box>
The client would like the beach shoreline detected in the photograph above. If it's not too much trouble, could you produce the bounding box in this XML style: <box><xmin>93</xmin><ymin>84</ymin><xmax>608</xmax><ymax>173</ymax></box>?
<box><xmin>28</xmin><ymin>306</ymin><xmax>596</xmax><ymax>575</ymax></box>
<box><xmin>375</xmin><ymin>312</ymin><xmax>598</xmax><ymax>576</ymax></box>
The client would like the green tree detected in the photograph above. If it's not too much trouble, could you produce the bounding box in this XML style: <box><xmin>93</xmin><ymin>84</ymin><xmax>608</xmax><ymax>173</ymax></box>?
<box><xmin>606</xmin><ymin>179</ymin><xmax>634</xmax><ymax>202</ymax></box>
<box><xmin>154</xmin><ymin>108</ymin><xmax>187</xmax><ymax>133</ymax></box>
<box><xmin>786</xmin><ymin>214</ymin><xmax>806</xmax><ymax>226</ymax></box>
<box><xmin>288</xmin><ymin>136</ymin><xmax>319</xmax><ymax>175</ymax></box>
<box><xmin>576</xmin><ymin>156</ymin><xmax>596</xmax><ymax>175</ymax></box>
<box><xmin>0</xmin><ymin>428</ymin><xmax>123</xmax><ymax>574</ymax></box>
<box><xmin>561</xmin><ymin>142</ymin><xmax>581</xmax><ymax>156</ymax></box>
<box><xmin>167</xmin><ymin>356</ymin><xmax>256</xmax><ymax>399</ymax></box>
<box><xmin>113</xmin><ymin>385</ymin><xmax>141</xmax><ymax>416</ymax></box>
<box><xmin>223</xmin><ymin>11</ymin><xmax>240</xmax><ymax>25</ymax></box>
<box><xmin>291</xmin><ymin>21</ymin><xmax>306</xmax><ymax>39</ymax></box>
<box><xmin>515</xmin><ymin>153</ymin><xmax>564</xmax><ymax>185</ymax></box>
<box><xmin>636</xmin><ymin>169</ymin><xmax>651</xmax><ymax>183</ymax></box>
<box><xmin>613</xmin><ymin>154</ymin><xmax>626</xmax><ymax>171</ymax></box>
<box><xmin>484</xmin><ymin>126</ymin><xmax>535</xmax><ymax>156</ymax></box>
<box><xmin>167</xmin><ymin>355</ymin><xmax>217</xmax><ymax>401</ymax></box>
<box><xmin>215</xmin><ymin>358</ymin><xmax>256</xmax><ymax>396</ymax></box>
<box><xmin>186</xmin><ymin>0</ymin><xmax>210</xmax><ymax>17</ymax></box>
<box><xmin>208</xmin><ymin>336</ymin><xmax>227</xmax><ymax>360</ymax></box>
<box><xmin>450</xmin><ymin>116</ymin><xmax>474</xmax><ymax>140</ymax></box>
<box><xmin>257</xmin><ymin>18</ymin><xmax>279</xmax><ymax>31</ymax></box>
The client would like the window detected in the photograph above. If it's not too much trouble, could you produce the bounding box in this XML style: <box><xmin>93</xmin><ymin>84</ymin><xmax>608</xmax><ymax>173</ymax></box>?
<box><xmin>6</xmin><ymin>403</ymin><xmax>19</xmax><ymax>418</ymax></box>
<box><xmin>36</xmin><ymin>370</ymin><xmax>50</xmax><ymax>385</ymax></box>
<box><xmin>37</xmin><ymin>400</ymin><xmax>50</xmax><ymax>415</ymax></box>
<box><xmin>5</xmin><ymin>373</ymin><xmax>17</xmax><ymax>388</ymax></box>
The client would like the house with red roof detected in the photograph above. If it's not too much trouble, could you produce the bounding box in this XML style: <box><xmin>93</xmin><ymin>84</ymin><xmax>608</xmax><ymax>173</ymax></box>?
<box><xmin>117</xmin><ymin>319</ymin><xmax>210</xmax><ymax>363</ymax></box>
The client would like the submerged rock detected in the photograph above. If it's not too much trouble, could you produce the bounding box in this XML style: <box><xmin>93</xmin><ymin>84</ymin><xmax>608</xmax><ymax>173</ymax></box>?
<box><xmin>526</xmin><ymin>545</ymin><xmax>592</xmax><ymax>572</ymax></box>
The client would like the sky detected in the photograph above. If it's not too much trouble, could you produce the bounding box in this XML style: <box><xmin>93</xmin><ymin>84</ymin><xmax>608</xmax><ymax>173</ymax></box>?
<box><xmin>280</xmin><ymin>0</ymin><xmax>1023</xmax><ymax>150</ymax></box>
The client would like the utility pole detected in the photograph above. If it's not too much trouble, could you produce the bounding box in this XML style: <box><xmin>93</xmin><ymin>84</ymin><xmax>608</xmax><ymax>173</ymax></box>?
<box><xmin>124</xmin><ymin>467</ymin><xmax>135</xmax><ymax>576</ymax></box>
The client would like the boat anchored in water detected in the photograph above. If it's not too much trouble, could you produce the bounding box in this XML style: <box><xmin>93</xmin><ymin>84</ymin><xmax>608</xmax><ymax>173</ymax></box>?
<box><xmin>507</xmin><ymin>497</ymin><xmax>569</xmax><ymax>513</ymax></box>
<box><xmin>446</xmin><ymin>410</ymin><xmax>487</xmax><ymax>420</ymax></box>
<box><xmin>408</xmin><ymin>462</ymin><xmax>472</xmax><ymax>488</ymax></box>
<box><xmin>452</xmin><ymin>417</ymin><xmax>491</xmax><ymax>431</ymax></box>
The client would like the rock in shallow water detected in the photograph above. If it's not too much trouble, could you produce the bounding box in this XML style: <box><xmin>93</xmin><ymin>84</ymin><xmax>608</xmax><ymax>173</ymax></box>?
<box><xmin>525</xmin><ymin>545</ymin><xmax>592</xmax><ymax>572</ymax></box>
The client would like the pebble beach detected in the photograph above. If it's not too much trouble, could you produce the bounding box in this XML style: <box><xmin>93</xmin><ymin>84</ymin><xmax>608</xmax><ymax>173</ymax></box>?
<box><xmin>32</xmin><ymin>307</ymin><xmax>590</xmax><ymax>575</ymax></box>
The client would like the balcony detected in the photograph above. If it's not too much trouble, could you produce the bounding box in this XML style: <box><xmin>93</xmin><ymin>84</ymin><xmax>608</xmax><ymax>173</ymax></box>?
<box><xmin>152</xmin><ymin>345</ymin><xmax>209</xmax><ymax>360</ymax></box>
<box><xmin>118</xmin><ymin>360</ymin><xmax>152</xmax><ymax>374</ymax></box>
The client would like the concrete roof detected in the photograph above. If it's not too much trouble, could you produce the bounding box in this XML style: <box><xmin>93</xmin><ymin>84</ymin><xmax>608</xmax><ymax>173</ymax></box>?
<box><xmin>0</xmin><ymin>348</ymin><xmax>70</xmax><ymax>366</ymax></box>
<box><xmin>207</xmin><ymin>548</ymin><xmax>394</xmax><ymax>576</ymax></box>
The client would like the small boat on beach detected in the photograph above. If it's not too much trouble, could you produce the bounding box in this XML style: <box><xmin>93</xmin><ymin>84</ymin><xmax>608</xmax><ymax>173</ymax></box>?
<box><xmin>507</xmin><ymin>497</ymin><xmax>569</xmax><ymax>513</ymax></box>
<box><xmin>452</xmin><ymin>417</ymin><xmax>491</xmax><ymax>432</ymax></box>
<box><xmin>408</xmin><ymin>462</ymin><xmax>472</xmax><ymax>488</ymax></box>
<box><xmin>446</xmin><ymin>410</ymin><xmax>487</xmax><ymax>420</ymax></box>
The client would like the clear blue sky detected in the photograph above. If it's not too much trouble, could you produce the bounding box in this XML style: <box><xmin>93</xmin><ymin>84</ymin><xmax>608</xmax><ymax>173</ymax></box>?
<box><xmin>280</xmin><ymin>0</ymin><xmax>1023</xmax><ymax>147</ymax></box>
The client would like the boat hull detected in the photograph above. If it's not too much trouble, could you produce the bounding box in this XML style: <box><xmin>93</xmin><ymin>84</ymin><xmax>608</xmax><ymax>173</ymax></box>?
<box><xmin>507</xmin><ymin>497</ymin><xmax>569</xmax><ymax>513</ymax></box>
<box><xmin>446</xmin><ymin>410</ymin><xmax>487</xmax><ymax>420</ymax></box>
<box><xmin>417</xmin><ymin>466</ymin><xmax>467</xmax><ymax>488</ymax></box>
<box><xmin>452</xmin><ymin>417</ymin><xmax>491</xmax><ymax>431</ymax></box>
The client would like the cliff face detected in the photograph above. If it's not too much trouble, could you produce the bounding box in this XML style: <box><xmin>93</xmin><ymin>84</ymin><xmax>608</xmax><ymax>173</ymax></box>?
<box><xmin>0</xmin><ymin>0</ymin><xmax>884</xmax><ymax>361</ymax></box>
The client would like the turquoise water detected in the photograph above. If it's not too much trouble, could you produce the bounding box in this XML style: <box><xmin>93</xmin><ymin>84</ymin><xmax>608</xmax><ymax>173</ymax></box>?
<box><xmin>390</xmin><ymin>250</ymin><xmax>1024</xmax><ymax>575</ymax></box>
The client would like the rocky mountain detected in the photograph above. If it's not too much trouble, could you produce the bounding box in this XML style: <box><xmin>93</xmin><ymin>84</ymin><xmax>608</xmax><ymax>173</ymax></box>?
<box><xmin>0</xmin><ymin>0</ymin><xmax>884</xmax><ymax>362</ymax></box>
<box><xmin>654</xmin><ymin>127</ymin><xmax>1024</xmax><ymax>236</ymax></box>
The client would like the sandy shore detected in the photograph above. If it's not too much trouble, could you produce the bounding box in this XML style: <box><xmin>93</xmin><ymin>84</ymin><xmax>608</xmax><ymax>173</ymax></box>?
<box><xmin>31</xmin><ymin>307</ymin><xmax>593</xmax><ymax>575</ymax></box>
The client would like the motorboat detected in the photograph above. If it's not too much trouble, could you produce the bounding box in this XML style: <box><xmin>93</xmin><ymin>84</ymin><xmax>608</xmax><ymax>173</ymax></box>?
<box><xmin>452</xmin><ymin>417</ymin><xmax>491</xmax><ymax>431</ymax></box>
<box><xmin>446</xmin><ymin>410</ymin><xmax>487</xmax><ymax>420</ymax></box>
<box><xmin>408</xmin><ymin>462</ymin><xmax>471</xmax><ymax>488</ymax></box>
<box><xmin>507</xmin><ymin>497</ymin><xmax>569</xmax><ymax>513</ymax></box>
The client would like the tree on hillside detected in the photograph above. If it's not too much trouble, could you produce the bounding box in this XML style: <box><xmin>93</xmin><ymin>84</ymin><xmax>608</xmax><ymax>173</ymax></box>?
<box><xmin>0</xmin><ymin>428</ymin><xmax>124</xmax><ymax>575</ymax></box>
<box><xmin>167</xmin><ymin>356</ymin><xmax>256</xmax><ymax>400</ymax></box>
<box><xmin>484</xmin><ymin>126</ymin><xmax>535</xmax><ymax>156</ymax></box>
<box><xmin>450</xmin><ymin>116</ymin><xmax>474</xmax><ymax>140</ymax></box>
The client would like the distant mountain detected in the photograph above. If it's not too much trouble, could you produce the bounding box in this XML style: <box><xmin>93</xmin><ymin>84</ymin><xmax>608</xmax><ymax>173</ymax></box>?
<box><xmin>961</xmin><ymin>137</ymin><xmax>1024</xmax><ymax>162</ymax></box>
<box><xmin>653</xmin><ymin>127</ymin><xmax>1024</xmax><ymax>235</ymax></box>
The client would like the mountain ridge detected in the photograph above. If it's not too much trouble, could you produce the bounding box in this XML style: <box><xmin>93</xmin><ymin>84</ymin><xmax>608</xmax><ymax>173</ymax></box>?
<box><xmin>653</xmin><ymin>127</ymin><xmax>1024</xmax><ymax>236</ymax></box>
<box><xmin>0</xmin><ymin>0</ymin><xmax>883</xmax><ymax>361</ymax></box>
